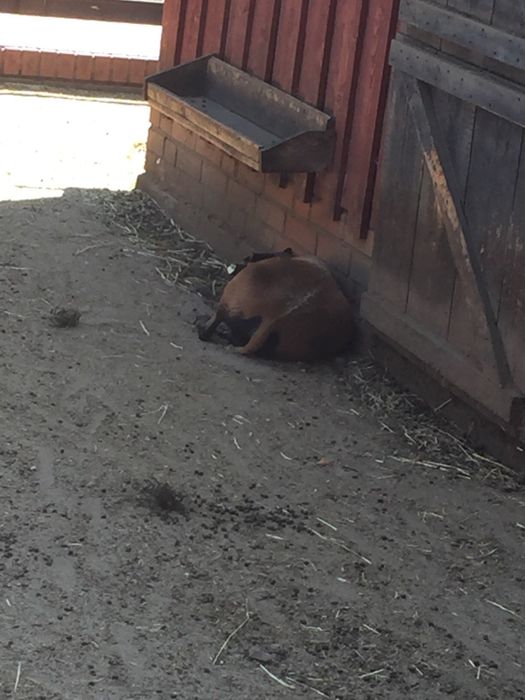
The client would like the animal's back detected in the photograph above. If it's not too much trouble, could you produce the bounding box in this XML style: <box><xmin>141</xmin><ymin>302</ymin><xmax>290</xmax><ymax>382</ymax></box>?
<box><xmin>220</xmin><ymin>255</ymin><xmax>353</xmax><ymax>361</ymax></box>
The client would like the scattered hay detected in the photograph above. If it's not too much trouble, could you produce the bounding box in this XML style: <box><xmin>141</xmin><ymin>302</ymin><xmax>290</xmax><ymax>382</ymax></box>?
<box><xmin>98</xmin><ymin>189</ymin><xmax>228</xmax><ymax>300</ymax></box>
<box><xmin>342</xmin><ymin>358</ymin><xmax>520</xmax><ymax>487</ymax></box>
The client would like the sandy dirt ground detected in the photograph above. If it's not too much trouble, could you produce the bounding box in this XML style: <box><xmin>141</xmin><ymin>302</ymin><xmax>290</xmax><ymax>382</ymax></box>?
<box><xmin>0</xmin><ymin>82</ymin><xmax>524</xmax><ymax>700</ymax></box>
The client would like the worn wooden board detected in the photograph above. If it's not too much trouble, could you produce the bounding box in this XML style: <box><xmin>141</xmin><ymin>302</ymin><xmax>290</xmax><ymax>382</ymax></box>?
<box><xmin>492</xmin><ymin>0</ymin><xmax>525</xmax><ymax>38</ymax></box>
<box><xmin>224</xmin><ymin>0</ymin><xmax>254</xmax><ymax>68</ymax></box>
<box><xmin>178</xmin><ymin>0</ymin><xmax>207</xmax><ymax>63</ymax></box>
<box><xmin>270</xmin><ymin>0</ymin><xmax>306</xmax><ymax>93</ymax></box>
<box><xmin>159</xmin><ymin>0</ymin><xmax>186</xmax><ymax>69</ymax></box>
<box><xmin>401</xmin><ymin>0</ymin><xmax>525</xmax><ymax>69</ymax></box>
<box><xmin>367</xmin><ymin>75</ymin><xmax>424</xmax><ymax>310</ymax></box>
<box><xmin>448</xmin><ymin>108</ymin><xmax>523</xmax><ymax>378</ymax></box>
<box><xmin>405</xmin><ymin>167</ymin><xmax>456</xmax><ymax>337</ymax></box>
<box><xmin>390</xmin><ymin>37</ymin><xmax>525</xmax><ymax>128</ymax></box>
<box><xmin>446</xmin><ymin>0</ymin><xmax>494</xmax><ymax>23</ymax></box>
<box><xmin>342</xmin><ymin>0</ymin><xmax>400</xmax><ymax>237</ymax></box>
<box><xmin>201</xmin><ymin>0</ymin><xmax>229</xmax><ymax>55</ymax></box>
<box><xmin>244</xmin><ymin>0</ymin><xmax>280</xmax><ymax>81</ymax></box>
<box><xmin>499</xmin><ymin>137</ymin><xmax>525</xmax><ymax>392</ymax></box>
<box><xmin>0</xmin><ymin>0</ymin><xmax>163</xmax><ymax>24</ymax></box>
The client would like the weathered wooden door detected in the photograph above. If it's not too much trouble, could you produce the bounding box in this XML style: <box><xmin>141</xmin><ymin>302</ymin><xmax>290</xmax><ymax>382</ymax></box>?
<box><xmin>362</xmin><ymin>0</ymin><xmax>525</xmax><ymax>440</ymax></box>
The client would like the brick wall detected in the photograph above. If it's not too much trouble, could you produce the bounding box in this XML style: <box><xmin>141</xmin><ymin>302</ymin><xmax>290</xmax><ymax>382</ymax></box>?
<box><xmin>137</xmin><ymin>108</ymin><xmax>375</xmax><ymax>301</ymax></box>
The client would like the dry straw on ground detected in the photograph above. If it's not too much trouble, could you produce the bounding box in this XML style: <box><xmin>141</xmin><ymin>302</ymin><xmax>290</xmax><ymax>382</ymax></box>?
<box><xmin>100</xmin><ymin>189</ymin><xmax>522</xmax><ymax>487</ymax></box>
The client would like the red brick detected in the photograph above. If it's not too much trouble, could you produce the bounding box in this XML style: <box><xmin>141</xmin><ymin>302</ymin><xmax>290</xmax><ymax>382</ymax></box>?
<box><xmin>39</xmin><ymin>52</ymin><xmax>58</xmax><ymax>78</ymax></box>
<box><xmin>245</xmin><ymin>222</ymin><xmax>277</xmax><ymax>250</ymax></box>
<box><xmin>274</xmin><ymin>233</ymin><xmax>311</xmax><ymax>256</ymax></box>
<box><xmin>235</xmin><ymin>161</ymin><xmax>264</xmax><ymax>194</ymax></box>
<box><xmin>74</xmin><ymin>55</ymin><xmax>93</xmax><ymax>81</ymax></box>
<box><xmin>227</xmin><ymin>204</ymin><xmax>247</xmax><ymax>240</ymax></box>
<box><xmin>203</xmin><ymin>186</ymin><xmax>229</xmax><ymax>226</ymax></box>
<box><xmin>144</xmin><ymin>150</ymin><xmax>159</xmax><ymax>173</ymax></box>
<box><xmin>172</xmin><ymin>171</ymin><xmax>203</xmax><ymax>208</ymax></box>
<box><xmin>201</xmin><ymin>161</ymin><xmax>228</xmax><ymax>193</ymax></box>
<box><xmin>175</xmin><ymin>145</ymin><xmax>203</xmax><ymax>181</ymax></box>
<box><xmin>264</xmin><ymin>174</ymin><xmax>294</xmax><ymax>209</ymax></box>
<box><xmin>21</xmin><ymin>50</ymin><xmax>41</xmax><ymax>77</ymax></box>
<box><xmin>170</xmin><ymin>120</ymin><xmax>196</xmax><ymax>149</ymax></box>
<box><xmin>310</xmin><ymin>198</ymin><xmax>345</xmax><ymax>238</ymax></box>
<box><xmin>255</xmin><ymin>197</ymin><xmax>285</xmax><ymax>233</ymax></box>
<box><xmin>150</xmin><ymin>109</ymin><xmax>161</xmax><ymax>129</ymax></box>
<box><xmin>93</xmin><ymin>56</ymin><xmax>111</xmax><ymax>82</ymax></box>
<box><xmin>0</xmin><ymin>49</ymin><xmax>4</xmax><ymax>74</ymax></box>
<box><xmin>292</xmin><ymin>194</ymin><xmax>312</xmax><ymax>220</ymax></box>
<box><xmin>55</xmin><ymin>53</ymin><xmax>75</xmax><ymax>80</ymax></box>
<box><xmin>227</xmin><ymin>180</ymin><xmax>257</xmax><ymax>214</ymax></box>
<box><xmin>195</xmin><ymin>136</ymin><xmax>222</xmax><ymax>167</ymax></box>
<box><xmin>221</xmin><ymin>153</ymin><xmax>237</xmax><ymax>177</ymax></box>
<box><xmin>163</xmin><ymin>138</ymin><xmax>177</xmax><ymax>166</ymax></box>
<box><xmin>316</xmin><ymin>232</ymin><xmax>351</xmax><ymax>275</ymax></box>
<box><xmin>111</xmin><ymin>57</ymin><xmax>129</xmax><ymax>84</ymax></box>
<box><xmin>147</xmin><ymin>128</ymin><xmax>165</xmax><ymax>157</ymax></box>
<box><xmin>284</xmin><ymin>214</ymin><xmax>317</xmax><ymax>252</ymax></box>
<box><xmin>159</xmin><ymin>114</ymin><xmax>173</xmax><ymax>136</ymax></box>
<box><xmin>3</xmin><ymin>49</ymin><xmax>23</xmax><ymax>76</ymax></box>
<box><xmin>349</xmin><ymin>226</ymin><xmax>374</xmax><ymax>257</ymax></box>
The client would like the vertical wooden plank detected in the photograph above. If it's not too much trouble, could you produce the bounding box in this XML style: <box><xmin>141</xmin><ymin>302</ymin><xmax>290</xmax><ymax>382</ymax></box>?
<box><xmin>446</xmin><ymin>0</ymin><xmax>494</xmax><ymax>23</ymax></box>
<box><xmin>201</xmin><ymin>0</ymin><xmax>229</xmax><ymax>55</ymax></box>
<box><xmin>74</xmin><ymin>55</ymin><xmax>94</xmax><ymax>82</ymax></box>
<box><xmin>110</xmin><ymin>57</ymin><xmax>130</xmax><ymax>84</ymax></box>
<box><xmin>405</xmin><ymin>88</ymin><xmax>474</xmax><ymax>339</ymax></box>
<box><xmin>309</xmin><ymin>0</ymin><xmax>367</xmax><ymax>233</ymax></box>
<box><xmin>159</xmin><ymin>0</ymin><xmax>187</xmax><ymax>69</ymax></box>
<box><xmin>367</xmin><ymin>74</ymin><xmax>425</xmax><ymax>310</ymax></box>
<box><xmin>55</xmin><ymin>54</ymin><xmax>75</xmax><ymax>80</ymax></box>
<box><xmin>295</xmin><ymin>0</ymin><xmax>335</xmax><ymax>106</ymax></box>
<box><xmin>128</xmin><ymin>59</ymin><xmax>148</xmax><ymax>86</ymax></box>
<box><xmin>39</xmin><ymin>51</ymin><xmax>58</xmax><ymax>78</ymax></box>
<box><xmin>499</xmin><ymin>137</ymin><xmax>525</xmax><ymax>390</ymax></box>
<box><xmin>294</xmin><ymin>0</ymin><xmax>337</xmax><ymax>202</ymax></box>
<box><xmin>342</xmin><ymin>0</ymin><xmax>400</xmax><ymax>238</ymax></box>
<box><xmin>21</xmin><ymin>50</ymin><xmax>41</xmax><ymax>77</ymax></box>
<box><xmin>179</xmin><ymin>0</ymin><xmax>208</xmax><ymax>63</ymax></box>
<box><xmin>224</xmin><ymin>0</ymin><xmax>254</xmax><ymax>69</ymax></box>
<box><xmin>491</xmin><ymin>0</ymin><xmax>525</xmax><ymax>38</ymax></box>
<box><xmin>447</xmin><ymin>108</ymin><xmax>522</xmax><ymax>372</ymax></box>
<box><xmin>3</xmin><ymin>49</ymin><xmax>23</xmax><ymax>76</ymax></box>
<box><xmin>271</xmin><ymin>0</ymin><xmax>306</xmax><ymax>92</ymax></box>
<box><xmin>405</xmin><ymin>168</ymin><xmax>456</xmax><ymax>336</ymax></box>
<box><xmin>245</xmin><ymin>0</ymin><xmax>280</xmax><ymax>81</ymax></box>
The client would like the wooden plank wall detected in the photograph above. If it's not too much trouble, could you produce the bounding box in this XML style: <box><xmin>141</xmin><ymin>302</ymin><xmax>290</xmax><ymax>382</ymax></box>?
<box><xmin>0</xmin><ymin>0</ymin><xmax>164</xmax><ymax>24</ymax></box>
<box><xmin>158</xmin><ymin>0</ymin><xmax>400</xmax><ymax>243</ymax></box>
<box><xmin>367</xmin><ymin>0</ymin><xmax>525</xmax><ymax>422</ymax></box>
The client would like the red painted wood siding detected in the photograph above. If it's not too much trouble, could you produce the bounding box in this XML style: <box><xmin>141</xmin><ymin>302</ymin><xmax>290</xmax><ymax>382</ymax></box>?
<box><xmin>158</xmin><ymin>0</ymin><xmax>399</xmax><ymax>239</ymax></box>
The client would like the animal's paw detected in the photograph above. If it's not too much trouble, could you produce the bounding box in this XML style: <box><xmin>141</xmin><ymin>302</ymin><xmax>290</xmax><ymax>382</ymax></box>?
<box><xmin>195</xmin><ymin>314</ymin><xmax>212</xmax><ymax>341</ymax></box>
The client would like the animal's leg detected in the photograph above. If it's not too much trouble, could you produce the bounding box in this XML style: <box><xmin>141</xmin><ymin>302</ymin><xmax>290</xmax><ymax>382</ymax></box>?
<box><xmin>197</xmin><ymin>310</ymin><xmax>224</xmax><ymax>341</ymax></box>
<box><xmin>238</xmin><ymin>321</ymin><xmax>274</xmax><ymax>356</ymax></box>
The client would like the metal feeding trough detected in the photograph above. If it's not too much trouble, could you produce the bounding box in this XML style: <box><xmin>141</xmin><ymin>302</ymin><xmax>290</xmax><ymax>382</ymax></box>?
<box><xmin>145</xmin><ymin>54</ymin><xmax>335</xmax><ymax>173</ymax></box>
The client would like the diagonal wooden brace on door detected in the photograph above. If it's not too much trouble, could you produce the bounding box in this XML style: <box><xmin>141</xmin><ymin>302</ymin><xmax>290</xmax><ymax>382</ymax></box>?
<box><xmin>399</xmin><ymin>73</ymin><xmax>512</xmax><ymax>388</ymax></box>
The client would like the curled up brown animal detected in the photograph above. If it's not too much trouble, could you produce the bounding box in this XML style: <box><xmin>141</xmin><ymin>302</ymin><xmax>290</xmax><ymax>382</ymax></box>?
<box><xmin>197</xmin><ymin>248</ymin><xmax>354</xmax><ymax>361</ymax></box>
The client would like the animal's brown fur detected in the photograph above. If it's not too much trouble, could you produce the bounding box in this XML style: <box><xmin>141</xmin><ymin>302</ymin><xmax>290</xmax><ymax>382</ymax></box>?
<box><xmin>198</xmin><ymin>250</ymin><xmax>353</xmax><ymax>362</ymax></box>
